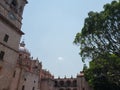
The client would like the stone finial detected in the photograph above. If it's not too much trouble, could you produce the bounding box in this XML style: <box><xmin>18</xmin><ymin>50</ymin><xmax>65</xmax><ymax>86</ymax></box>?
<box><xmin>20</xmin><ymin>41</ymin><xmax>25</xmax><ymax>47</ymax></box>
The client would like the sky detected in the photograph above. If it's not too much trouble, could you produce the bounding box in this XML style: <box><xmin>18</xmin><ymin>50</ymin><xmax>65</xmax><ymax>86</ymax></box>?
<box><xmin>21</xmin><ymin>0</ymin><xmax>114</xmax><ymax>78</ymax></box>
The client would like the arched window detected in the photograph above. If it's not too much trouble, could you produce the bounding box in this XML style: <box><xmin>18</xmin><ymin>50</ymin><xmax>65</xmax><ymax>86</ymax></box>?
<box><xmin>66</xmin><ymin>80</ymin><xmax>71</xmax><ymax>87</ymax></box>
<box><xmin>10</xmin><ymin>0</ymin><xmax>18</xmax><ymax>12</ymax></box>
<box><xmin>59</xmin><ymin>80</ymin><xmax>64</xmax><ymax>87</ymax></box>
<box><xmin>54</xmin><ymin>81</ymin><xmax>58</xmax><ymax>87</ymax></box>
<box><xmin>11</xmin><ymin>0</ymin><xmax>18</xmax><ymax>7</ymax></box>
<box><xmin>73</xmin><ymin>80</ymin><xmax>77</xmax><ymax>87</ymax></box>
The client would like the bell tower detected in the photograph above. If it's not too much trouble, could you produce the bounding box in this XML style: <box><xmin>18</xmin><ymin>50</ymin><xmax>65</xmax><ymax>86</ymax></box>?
<box><xmin>1</xmin><ymin>0</ymin><xmax>28</xmax><ymax>29</ymax></box>
<box><xmin>0</xmin><ymin>0</ymin><xmax>27</xmax><ymax>89</ymax></box>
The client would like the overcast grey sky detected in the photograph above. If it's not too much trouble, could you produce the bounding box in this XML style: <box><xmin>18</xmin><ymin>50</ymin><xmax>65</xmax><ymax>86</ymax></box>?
<box><xmin>22</xmin><ymin>0</ymin><xmax>113</xmax><ymax>78</ymax></box>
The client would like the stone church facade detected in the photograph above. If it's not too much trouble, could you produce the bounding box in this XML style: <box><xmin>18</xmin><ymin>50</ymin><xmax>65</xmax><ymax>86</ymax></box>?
<box><xmin>0</xmin><ymin>0</ymin><xmax>27</xmax><ymax>89</ymax></box>
<box><xmin>0</xmin><ymin>0</ymin><xmax>91</xmax><ymax>90</ymax></box>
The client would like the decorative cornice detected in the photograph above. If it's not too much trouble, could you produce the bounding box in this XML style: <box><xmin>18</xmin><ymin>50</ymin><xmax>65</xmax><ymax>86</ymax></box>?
<box><xmin>0</xmin><ymin>13</ymin><xmax>24</xmax><ymax>35</ymax></box>
<box><xmin>0</xmin><ymin>42</ymin><xmax>19</xmax><ymax>53</ymax></box>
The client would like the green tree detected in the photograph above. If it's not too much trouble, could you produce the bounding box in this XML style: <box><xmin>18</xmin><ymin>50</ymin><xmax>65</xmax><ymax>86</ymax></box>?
<box><xmin>74</xmin><ymin>1</ymin><xmax>120</xmax><ymax>62</ymax></box>
<box><xmin>84</xmin><ymin>54</ymin><xmax>120</xmax><ymax>90</ymax></box>
<box><xmin>74</xmin><ymin>1</ymin><xmax>120</xmax><ymax>90</ymax></box>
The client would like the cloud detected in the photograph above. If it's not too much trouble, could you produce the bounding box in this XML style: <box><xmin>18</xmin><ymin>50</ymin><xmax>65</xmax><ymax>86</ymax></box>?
<box><xmin>57</xmin><ymin>57</ymin><xmax>64</xmax><ymax>61</ymax></box>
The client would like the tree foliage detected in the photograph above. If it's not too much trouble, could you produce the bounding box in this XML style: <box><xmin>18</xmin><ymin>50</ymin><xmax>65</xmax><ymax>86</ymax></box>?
<box><xmin>74</xmin><ymin>1</ymin><xmax>120</xmax><ymax>89</ymax></box>
<box><xmin>84</xmin><ymin>54</ymin><xmax>120</xmax><ymax>90</ymax></box>
<box><xmin>74</xmin><ymin>1</ymin><xmax>120</xmax><ymax>62</ymax></box>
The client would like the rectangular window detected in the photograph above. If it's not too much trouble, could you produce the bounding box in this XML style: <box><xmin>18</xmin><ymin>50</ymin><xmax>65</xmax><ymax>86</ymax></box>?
<box><xmin>3</xmin><ymin>34</ymin><xmax>9</xmax><ymax>42</ymax></box>
<box><xmin>22</xmin><ymin>85</ymin><xmax>25</xmax><ymax>90</ymax></box>
<box><xmin>0</xmin><ymin>66</ymin><xmax>2</xmax><ymax>71</ymax></box>
<box><xmin>13</xmin><ymin>71</ymin><xmax>16</xmax><ymax>78</ymax></box>
<box><xmin>0</xmin><ymin>51</ymin><xmax>5</xmax><ymax>60</ymax></box>
<box><xmin>32</xmin><ymin>87</ymin><xmax>35</xmax><ymax>90</ymax></box>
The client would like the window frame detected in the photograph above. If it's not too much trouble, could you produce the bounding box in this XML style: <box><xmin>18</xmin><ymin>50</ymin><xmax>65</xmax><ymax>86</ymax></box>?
<box><xmin>22</xmin><ymin>85</ymin><xmax>25</xmax><ymax>90</ymax></box>
<box><xmin>13</xmin><ymin>71</ymin><xmax>16</xmax><ymax>78</ymax></box>
<box><xmin>3</xmin><ymin>34</ymin><xmax>9</xmax><ymax>42</ymax></box>
<box><xmin>11</xmin><ymin>0</ymin><xmax>18</xmax><ymax>7</ymax></box>
<box><xmin>0</xmin><ymin>51</ymin><xmax>5</xmax><ymax>60</ymax></box>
